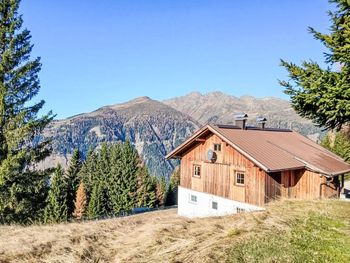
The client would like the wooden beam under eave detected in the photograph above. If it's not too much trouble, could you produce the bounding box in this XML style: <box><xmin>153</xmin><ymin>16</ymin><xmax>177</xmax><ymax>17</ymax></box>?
<box><xmin>195</xmin><ymin>138</ymin><xmax>206</xmax><ymax>142</ymax></box>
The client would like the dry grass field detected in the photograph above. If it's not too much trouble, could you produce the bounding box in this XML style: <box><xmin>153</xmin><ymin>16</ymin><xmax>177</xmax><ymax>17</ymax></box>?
<box><xmin>0</xmin><ymin>199</ymin><xmax>349</xmax><ymax>263</ymax></box>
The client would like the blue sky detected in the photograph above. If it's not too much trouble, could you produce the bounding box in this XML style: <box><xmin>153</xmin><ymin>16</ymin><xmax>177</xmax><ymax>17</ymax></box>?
<box><xmin>21</xmin><ymin>0</ymin><xmax>331</xmax><ymax>119</ymax></box>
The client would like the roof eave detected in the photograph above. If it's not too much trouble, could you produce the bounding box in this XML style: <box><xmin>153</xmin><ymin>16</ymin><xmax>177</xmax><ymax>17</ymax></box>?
<box><xmin>267</xmin><ymin>166</ymin><xmax>306</xmax><ymax>173</ymax></box>
<box><xmin>165</xmin><ymin>125</ymin><xmax>211</xmax><ymax>160</ymax></box>
<box><xmin>294</xmin><ymin>156</ymin><xmax>350</xmax><ymax>176</ymax></box>
<box><xmin>329</xmin><ymin>168</ymin><xmax>350</xmax><ymax>176</ymax></box>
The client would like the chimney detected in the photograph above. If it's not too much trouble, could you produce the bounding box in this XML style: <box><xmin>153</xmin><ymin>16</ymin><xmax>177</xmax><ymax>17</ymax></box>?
<box><xmin>234</xmin><ymin>113</ymin><xmax>248</xmax><ymax>129</ymax></box>
<box><xmin>256</xmin><ymin>116</ymin><xmax>267</xmax><ymax>129</ymax></box>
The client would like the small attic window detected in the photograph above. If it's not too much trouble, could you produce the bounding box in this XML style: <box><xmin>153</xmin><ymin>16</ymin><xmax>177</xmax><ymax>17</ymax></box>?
<box><xmin>193</xmin><ymin>165</ymin><xmax>201</xmax><ymax>178</ymax></box>
<box><xmin>213</xmin><ymin>143</ymin><xmax>221</xmax><ymax>151</ymax></box>
<box><xmin>236</xmin><ymin>172</ymin><xmax>245</xmax><ymax>186</ymax></box>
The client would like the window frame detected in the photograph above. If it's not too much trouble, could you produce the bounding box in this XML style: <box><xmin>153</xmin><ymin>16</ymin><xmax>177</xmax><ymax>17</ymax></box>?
<box><xmin>189</xmin><ymin>194</ymin><xmax>197</xmax><ymax>204</ymax></box>
<box><xmin>193</xmin><ymin>164</ymin><xmax>201</xmax><ymax>178</ymax></box>
<box><xmin>235</xmin><ymin>171</ymin><xmax>245</xmax><ymax>186</ymax></box>
<box><xmin>213</xmin><ymin>143</ymin><xmax>221</xmax><ymax>152</ymax></box>
<box><xmin>237</xmin><ymin>207</ymin><xmax>245</xmax><ymax>213</ymax></box>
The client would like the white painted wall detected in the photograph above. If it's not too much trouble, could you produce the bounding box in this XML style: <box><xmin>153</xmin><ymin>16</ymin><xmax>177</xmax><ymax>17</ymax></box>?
<box><xmin>177</xmin><ymin>186</ymin><xmax>264</xmax><ymax>218</ymax></box>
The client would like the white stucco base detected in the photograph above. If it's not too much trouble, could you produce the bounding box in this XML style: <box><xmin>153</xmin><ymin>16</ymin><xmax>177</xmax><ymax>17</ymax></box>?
<box><xmin>177</xmin><ymin>186</ymin><xmax>264</xmax><ymax>218</ymax></box>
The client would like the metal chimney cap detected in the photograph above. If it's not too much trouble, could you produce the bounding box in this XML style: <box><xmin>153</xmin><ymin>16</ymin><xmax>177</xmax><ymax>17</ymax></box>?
<box><xmin>256</xmin><ymin>116</ymin><xmax>267</xmax><ymax>123</ymax></box>
<box><xmin>234</xmin><ymin>113</ymin><xmax>248</xmax><ymax>120</ymax></box>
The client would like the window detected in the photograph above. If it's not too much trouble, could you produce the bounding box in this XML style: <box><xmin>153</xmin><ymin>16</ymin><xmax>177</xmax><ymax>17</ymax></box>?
<box><xmin>189</xmin><ymin>194</ymin><xmax>197</xmax><ymax>203</ymax></box>
<box><xmin>237</xmin><ymin>207</ymin><xmax>245</xmax><ymax>213</ymax></box>
<box><xmin>212</xmin><ymin>201</ymin><xmax>218</xmax><ymax>210</ymax></box>
<box><xmin>193</xmin><ymin>165</ymin><xmax>201</xmax><ymax>178</ymax></box>
<box><xmin>236</xmin><ymin>172</ymin><xmax>245</xmax><ymax>186</ymax></box>
<box><xmin>213</xmin><ymin>143</ymin><xmax>221</xmax><ymax>152</ymax></box>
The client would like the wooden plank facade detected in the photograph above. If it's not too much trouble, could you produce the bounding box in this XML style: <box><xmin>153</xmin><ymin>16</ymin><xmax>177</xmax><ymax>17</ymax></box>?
<box><xmin>180</xmin><ymin>133</ymin><xmax>339</xmax><ymax>207</ymax></box>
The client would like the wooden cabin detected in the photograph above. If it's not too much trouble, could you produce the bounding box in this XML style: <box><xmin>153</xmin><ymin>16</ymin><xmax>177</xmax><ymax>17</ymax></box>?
<box><xmin>166</xmin><ymin>116</ymin><xmax>350</xmax><ymax>217</ymax></box>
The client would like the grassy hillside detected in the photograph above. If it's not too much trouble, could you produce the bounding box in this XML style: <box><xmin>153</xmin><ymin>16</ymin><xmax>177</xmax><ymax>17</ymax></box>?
<box><xmin>0</xmin><ymin>200</ymin><xmax>349</xmax><ymax>263</ymax></box>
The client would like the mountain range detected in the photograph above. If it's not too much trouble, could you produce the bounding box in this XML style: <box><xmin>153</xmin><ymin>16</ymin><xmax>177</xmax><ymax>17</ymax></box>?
<box><xmin>164</xmin><ymin>91</ymin><xmax>322</xmax><ymax>137</ymax></box>
<box><xmin>40</xmin><ymin>91</ymin><xmax>323</xmax><ymax>178</ymax></box>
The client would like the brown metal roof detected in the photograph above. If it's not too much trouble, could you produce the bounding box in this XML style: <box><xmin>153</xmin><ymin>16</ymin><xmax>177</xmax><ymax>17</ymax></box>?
<box><xmin>166</xmin><ymin>124</ymin><xmax>350</xmax><ymax>176</ymax></box>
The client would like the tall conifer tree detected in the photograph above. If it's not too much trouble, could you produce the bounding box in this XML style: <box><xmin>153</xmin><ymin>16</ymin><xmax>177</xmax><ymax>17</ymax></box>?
<box><xmin>66</xmin><ymin>149</ymin><xmax>82</xmax><ymax>217</ymax></box>
<box><xmin>78</xmin><ymin>146</ymin><xmax>96</xmax><ymax>195</ymax></box>
<box><xmin>118</xmin><ymin>139</ymin><xmax>138</xmax><ymax>211</ymax></box>
<box><xmin>166</xmin><ymin>166</ymin><xmax>180</xmax><ymax>206</ymax></box>
<box><xmin>280</xmin><ymin>0</ymin><xmax>350</xmax><ymax>130</ymax></box>
<box><xmin>155</xmin><ymin>176</ymin><xmax>168</xmax><ymax>207</ymax></box>
<box><xmin>73</xmin><ymin>181</ymin><xmax>87</xmax><ymax>220</ymax></box>
<box><xmin>96</xmin><ymin>143</ymin><xmax>112</xmax><ymax>213</ymax></box>
<box><xmin>135</xmin><ymin>165</ymin><xmax>156</xmax><ymax>208</ymax></box>
<box><xmin>0</xmin><ymin>0</ymin><xmax>54</xmax><ymax>223</ymax></box>
<box><xmin>86</xmin><ymin>182</ymin><xmax>105</xmax><ymax>219</ymax></box>
<box><xmin>44</xmin><ymin>164</ymin><xmax>67</xmax><ymax>223</ymax></box>
<box><xmin>108</xmin><ymin>142</ymin><xmax>123</xmax><ymax>212</ymax></box>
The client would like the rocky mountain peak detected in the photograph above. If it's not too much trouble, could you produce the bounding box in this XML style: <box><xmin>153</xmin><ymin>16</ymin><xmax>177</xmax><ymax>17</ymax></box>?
<box><xmin>107</xmin><ymin>96</ymin><xmax>153</xmax><ymax>110</ymax></box>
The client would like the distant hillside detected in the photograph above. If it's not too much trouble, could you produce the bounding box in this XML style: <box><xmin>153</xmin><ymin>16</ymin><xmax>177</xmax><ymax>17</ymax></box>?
<box><xmin>0</xmin><ymin>200</ymin><xmax>349</xmax><ymax>262</ymax></box>
<box><xmin>163</xmin><ymin>91</ymin><xmax>323</xmax><ymax>139</ymax></box>
<box><xmin>40</xmin><ymin>91</ymin><xmax>324</xmax><ymax>177</ymax></box>
<box><xmin>41</xmin><ymin>97</ymin><xmax>199</xmax><ymax>178</ymax></box>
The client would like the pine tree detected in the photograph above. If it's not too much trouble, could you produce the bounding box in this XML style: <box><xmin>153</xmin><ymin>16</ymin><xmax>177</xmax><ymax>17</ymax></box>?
<box><xmin>78</xmin><ymin>146</ymin><xmax>96</xmax><ymax>195</ymax></box>
<box><xmin>135</xmin><ymin>165</ymin><xmax>156</xmax><ymax>208</ymax></box>
<box><xmin>155</xmin><ymin>176</ymin><xmax>168</xmax><ymax>207</ymax></box>
<box><xmin>118</xmin><ymin>139</ymin><xmax>138</xmax><ymax>211</ymax></box>
<box><xmin>280</xmin><ymin>0</ymin><xmax>350</xmax><ymax>130</ymax></box>
<box><xmin>86</xmin><ymin>181</ymin><xmax>105</xmax><ymax>219</ymax></box>
<box><xmin>108</xmin><ymin>142</ymin><xmax>123</xmax><ymax>213</ymax></box>
<box><xmin>66</xmin><ymin>149</ymin><xmax>82</xmax><ymax>217</ymax></box>
<box><xmin>166</xmin><ymin>166</ymin><xmax>180</xmax><ymax>206</ymax></box>
<box><xmin>73</xmin><ymin>181</ymin><xmax>87</xmax><ymax>220</ymax></box>
<box><xmin>96</xmin><ymin>143</ymin><xmax>112</xmax><ymax>213</ymax></box>
<box><xmin>0</xmin><ymin>0</ymin><xmax>54</xmax><ymax>224</ymax></box>
<box><xmin>44</xmin><ymin>165</ymin><xmax>67</xmax><ymax>223</ymax></box>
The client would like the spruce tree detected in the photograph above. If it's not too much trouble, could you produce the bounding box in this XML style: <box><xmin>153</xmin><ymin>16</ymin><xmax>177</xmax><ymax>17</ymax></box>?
<box><xmin>73</xmin><ymin>181</ymin><xmax>87</xmax><ymax>220</ymax></box>
<box><xmin>280</xmin><ymin>0</ymin><xmax>350</xmax><ymax>130</ymax></box>
<box><xmin>78</xmin><ymin>146</ymin><xmax>96</xmax><ymax>195</ymax></box>
<box><xmin>44</xmin><ymin>165</ymin><xmax>67</xmax><ymax>223</ymax></box>
<box><xmin>155</xmin><ymin>176</ymin><xmax>168</xmax><ymax>207</ymax></box>
<box><xmin>86</xmin><ymin>181</ymin><xmax>105</xmax><ymax>219</ymax></box>
<box><xmin>0</xmin><ymin>0</ymin><xmax>54</xmax><ymax>223</ymax></box>
<box><xmin>135</xmin><ymin>165</ymin><xmax>156</xmax><ymax>208</ymax></box>
<box><xmin>118</xmin><ymin>139</ymin><xmax>138</xmax><ymax>212</ymax></box>
<box><xmin>66</xmin><ymin>149</ymin><xmax>82</xmax><ymax>217</ymax></box>
<box><xmin>108</xmin><ymin>142</ymin><xmax>123</xmax><ymax>213</ymax></box>
<box><xmin>167</xmin><ymin>166</ymin><xmax>180</xmax><ymax>206</ymax></box>
<box><xmin>96</xmin><ymin>143</ymin><xmax>112</xmax><ymax>213</ymax></box>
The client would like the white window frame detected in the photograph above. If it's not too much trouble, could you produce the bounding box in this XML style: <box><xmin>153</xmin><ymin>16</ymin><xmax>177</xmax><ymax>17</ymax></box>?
<box><xmin>193</xmin><ymin>164</ymin><xmax>201</xmax><ymax>178</ymax></box>
<box><xmin>235</xmin><ymin>172</ymin><xmax>245</xmax><ymax>186</ymax></box>
<box><xmin>189</xmin><ymin>194</ymin><xmax>197</xmax><ymax>204</ymax></box>
<box><xmin>213</xmin><ymin>143</ymin><xmax>221</xmax><ymax>152</ymax></box>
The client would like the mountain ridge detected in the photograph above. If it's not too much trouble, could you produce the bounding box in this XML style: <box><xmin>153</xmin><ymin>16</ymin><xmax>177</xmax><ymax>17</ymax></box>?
<box><xmin>41</xmin><ymin>96</ymin><xmax>200</xmax><ymax>178</ymax></box>
<box><xmin>163</xmin><ymin>91</ymin><xmax>321</xmax><ymax>137</ymax></box>
<box><xmin>41</xmin><ymin>91</ymin><xmax>323</xmax><ymax>177</ymax></box>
